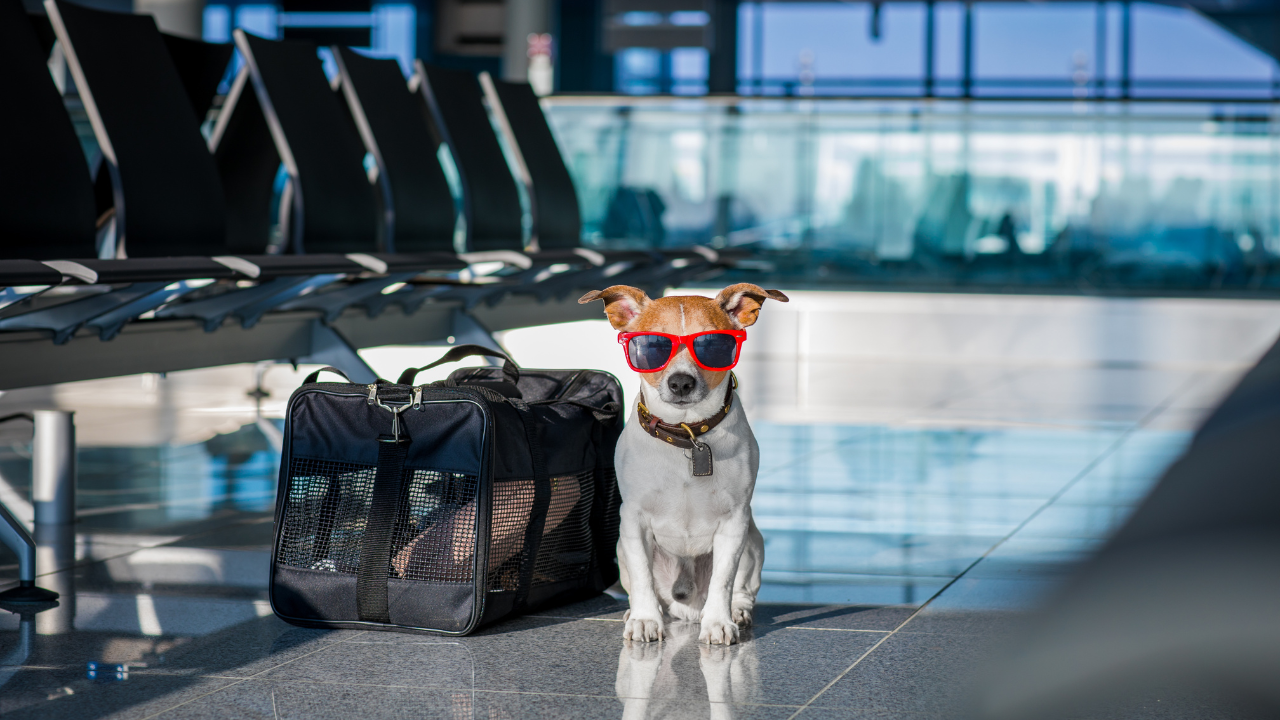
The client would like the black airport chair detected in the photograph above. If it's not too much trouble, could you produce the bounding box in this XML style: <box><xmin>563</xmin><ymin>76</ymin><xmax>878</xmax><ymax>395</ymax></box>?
<box><xmin>411</xmin><ymin>62</ymin><xmax>665</xmax><ymax>308</ymax></box>
<box><xmin>455</xmin><ymin>69</ymin><xmax>735</xmax><ymax>297</ymax></box>
<box><xmin>6</xmin><ymin>5</ymin><xmax>454</xmax><ymax>340</ymax></box>
<box><xmin>216</xmin><ymin>32</ymin><xmax>464</xmax><ymax>272</ymax></box>
<box><xmin>0</xmin><ymin>0</ymin><xmax>97</xmax><ymax>265</ymax></box>
<box><xmin>163</xmin><ymin>33</ymin><xmax>235</xmax><ymax>120</ymax></box>
<box><xmin>476</xmin><ymin>74</ymin><xmax>678</xmax><ymax>295</ymax></box>
<box><xmin>51</xmin><ymin>9</ymin><xmax>462</xmax><ymax>332</ymax></box>
<box><xmin>0</xmin><ymin>0</ymin><xmax>235</xmax><ymax>340</ymax></box>
<box><xmin>327</xmin><ymin>50</ymin><xmax>529</xmax><ymax>316</ymax></box>
<box><xmin>330</xmin><ymin>47</ymin><xmax>457</xmax><ymax>256</ymax></box>
<box><xmin>416</xmin><ymin>62</ymin><xmax>524</xmax><ymax>255</ymax></box>
<box><xmin>480</xmin><ymin>74</ymin><xmax>748</xmax><ymax>291</ymax></box>
<box><xmin>7</xmin><ymin>1</ymin><xmax>290</xmax><ymax>339</ymax></box>
<box><xmin>47</xmin><ymin>0</ymin><xmax>227</xmax><ymax>258</ymax></box>
<box><xmin>206</xmin><ymin>32</ymin><xmax>469</xmax><ymax>324</ymax></box>
<box><xmin>414</xmin><ymin>63</ymin><xmax>641</xmax><ymax>264</ymax></box>
<box><xmin>90</xmin><ymin>31</ymin><xmax>235</xmax><ymax>219</ymax></box>
<box><xmin>219</xmin><ymin>30</ymin><xmax>379</xmax><ymax>256</ymax></box>
<box><xmin>26</xmin><ymin>11</ymin><xmax>57</xmax><ymax>57</ymax></box>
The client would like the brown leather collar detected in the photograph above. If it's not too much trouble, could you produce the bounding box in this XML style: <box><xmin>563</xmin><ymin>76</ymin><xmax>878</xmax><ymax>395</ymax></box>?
<box><xmin>636</xmin><ymin>373</ymin><xmax>736</xmax><ymax>449</ymax></box>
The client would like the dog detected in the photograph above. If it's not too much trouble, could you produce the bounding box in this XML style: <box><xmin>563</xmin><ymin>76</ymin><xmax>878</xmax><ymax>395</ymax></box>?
<box><xmin>579</xmin><ymin>283</ymin><xmax>788</xmax><ymax>645</ymax></box>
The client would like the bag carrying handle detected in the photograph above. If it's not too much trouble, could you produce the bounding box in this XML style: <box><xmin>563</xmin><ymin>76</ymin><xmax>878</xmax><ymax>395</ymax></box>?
<box><xmin>303</xmin><ymin>366</ymin><xmax>355</xmax><ymax>384</ymax></box>
<box><xmin>397</xmin><ymin>344</ymin><xmax>520</xmax><ymax>386</ymax></box>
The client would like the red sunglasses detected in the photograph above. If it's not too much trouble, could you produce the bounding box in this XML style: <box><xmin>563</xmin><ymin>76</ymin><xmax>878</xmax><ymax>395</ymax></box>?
<box><xmin>617</xmin><ymin>330</ymin><xmax>747</xmax><ymax>373</ymax></box>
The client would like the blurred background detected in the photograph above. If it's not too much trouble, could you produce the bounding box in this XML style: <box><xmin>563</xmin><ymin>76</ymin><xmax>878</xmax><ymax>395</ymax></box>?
<box><xmin>5</xmin><ymin>0</ymin><xmax>1280</xmax><ymax>717</ymax></box>
<box><xmin>29</xmin><ymin>0</ymin><xmax>1280</xmax><ymax>293</ymax></box>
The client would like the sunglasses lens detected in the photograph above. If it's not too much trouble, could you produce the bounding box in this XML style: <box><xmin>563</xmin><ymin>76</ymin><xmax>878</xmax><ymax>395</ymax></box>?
<box><xmin>693</xmin><ymin>333</ymin><xmax>739</xmax><ymax>369</ymax></box>
<box><xmin>628</xmin><ymin>335</ymin><xmax>673</xmax><ymax>371</ymax></box>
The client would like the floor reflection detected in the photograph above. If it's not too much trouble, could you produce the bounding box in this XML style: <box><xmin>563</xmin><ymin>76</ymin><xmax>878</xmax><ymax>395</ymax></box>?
<box><xmin>616</xmin><ymin>622</ymin><xmax>759</xmax><ymax>720</ymax></box>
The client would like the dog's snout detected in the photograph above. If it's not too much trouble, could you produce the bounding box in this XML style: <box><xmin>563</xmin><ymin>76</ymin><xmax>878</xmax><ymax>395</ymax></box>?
<box><xmin>667</xmin><ymin>373</ymin><xmax>696</xmax><ymax>397</ymax></box>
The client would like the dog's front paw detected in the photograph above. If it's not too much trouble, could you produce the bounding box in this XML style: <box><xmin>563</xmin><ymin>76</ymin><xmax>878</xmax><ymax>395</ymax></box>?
<box><xmin>698</xmin><ymin>615</ymin><xmax>739</xmax><ymax>645</ymax></box>
<box><xmin>731</xmin><ymin>603</ymin><xmax>753</xmax><ymax>627</ymax></box>
<box><xmin>623</xmin><ymin>613</ymin><xmax>664</xmax><ymax>642</ymax></box>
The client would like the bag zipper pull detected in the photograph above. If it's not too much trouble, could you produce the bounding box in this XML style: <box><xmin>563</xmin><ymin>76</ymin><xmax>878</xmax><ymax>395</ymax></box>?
<box><xmin>366</xmin><ymin>384</ymin><xmax>377</xmax><ymax>405</ymax></box>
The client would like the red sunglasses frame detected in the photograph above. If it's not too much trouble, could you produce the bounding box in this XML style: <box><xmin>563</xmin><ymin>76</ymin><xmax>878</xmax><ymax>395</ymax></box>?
<box><xmin>616</xmin><ymin>330</ymin><xmax>748</xmax><ymax>373</ymax></box>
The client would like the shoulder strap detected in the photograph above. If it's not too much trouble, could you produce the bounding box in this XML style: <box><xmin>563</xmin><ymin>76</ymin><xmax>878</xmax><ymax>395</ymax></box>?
<box><xmin>356</xmin><ymin>431</ymin><xmax>410</xmax><ymax>625</ymax></box>
<box><xmin>509</xmin><ymin>399</ymin><xmax>550</xmax><ymax>612</ymax></box>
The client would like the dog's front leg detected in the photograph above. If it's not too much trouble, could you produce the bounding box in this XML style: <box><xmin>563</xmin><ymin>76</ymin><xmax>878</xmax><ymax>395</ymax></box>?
<box><xmin>699</xmin><ymin>511</ymin><xmax>749</xmax><ymax>645</ymax></box>
<box><xmin>619</xmin><ymin>511</ymin><xmax>664</xmax><ymax>642</ymax></box>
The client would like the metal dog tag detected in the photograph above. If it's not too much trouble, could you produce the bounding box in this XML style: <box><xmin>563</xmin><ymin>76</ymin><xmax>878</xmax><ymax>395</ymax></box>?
<box><xmin>691</xmin><ymin>441</ymin><xmax>713</xmax><ymax>477</ymax></box>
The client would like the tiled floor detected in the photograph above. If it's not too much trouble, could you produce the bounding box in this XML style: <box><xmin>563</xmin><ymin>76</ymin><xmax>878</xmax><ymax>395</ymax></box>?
<box><xmin>0</xmin><ymin>293</ymin><xmax>1269</xmax><ymax>719</ymax></box>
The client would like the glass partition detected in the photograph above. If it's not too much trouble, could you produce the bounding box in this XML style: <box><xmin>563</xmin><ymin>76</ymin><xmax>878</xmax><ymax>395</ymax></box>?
<box><xmin>545</xmin><ymin>97</ymin><xmax>1280</xmax><ymax>294</ymax></box>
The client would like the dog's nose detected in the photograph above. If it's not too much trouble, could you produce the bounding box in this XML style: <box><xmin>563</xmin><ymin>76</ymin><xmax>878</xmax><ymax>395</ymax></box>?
<box><xmin>667</xmin><ymin>373</ymin><xmax>696</xmax><ymax>397</ymax></box>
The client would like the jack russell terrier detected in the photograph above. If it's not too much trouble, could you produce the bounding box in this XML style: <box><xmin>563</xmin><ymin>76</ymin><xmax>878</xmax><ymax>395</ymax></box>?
<box><xmin>580</xmin><ymin>283</ymin><xmax>789</xmax><ymax>645</ymax></box>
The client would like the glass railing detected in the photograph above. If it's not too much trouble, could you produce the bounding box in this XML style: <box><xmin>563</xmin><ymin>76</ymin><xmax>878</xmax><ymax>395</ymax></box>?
<box><xmin>545</xmin><ymin>96</ymin><xmax>1280</xmax><ymax>294</ymax></box>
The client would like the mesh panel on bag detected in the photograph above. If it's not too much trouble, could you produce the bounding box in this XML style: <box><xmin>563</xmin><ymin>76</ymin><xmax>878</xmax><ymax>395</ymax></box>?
<box><xmin>532</xmin><ymin>471</ymin><xmax>595</xmax><ymax>585</ymax></box>
<box><xmin>278</xmin><ymin>459</ymin><xmax>618</xmax><ymax>595</ymax></box>
<box><xmin>485</xmin><ymin>477</ymin><xmax>534</xmax><ymax>592</ymax></box>
<box><xmin>277</xmin><ymin>459</ymin><xmax>376</xmax><ymax>574</ymax></box>
<box><xmin>391</xmin><ymin>469</ymin><xmax>480</xmax><ymax>583</ymax></box>
<box><xmin>485</xmin><ymin>469</ymin><xmax>599</xmax><ymax>592</ymax></box>
<box><xmin>276</xmin><ymin>458</ymin><xmax>479</xmax><ymax>583</ymax></box>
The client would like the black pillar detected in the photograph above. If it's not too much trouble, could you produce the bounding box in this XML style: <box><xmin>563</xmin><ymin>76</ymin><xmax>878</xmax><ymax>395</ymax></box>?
<box><xmin>1094</xmin><ymin>1</ymin><xmax>1106</xmax><ymax>97</ymax></box>
<box><xmin>556</xmin><ymin>0</ymin><xmax>615</xmax><ymax>92</ymax></box>
<box><xmin>924</xmin><ymin>0</ymin><xmax>935</xmax><ymax>97</ymax></box>
<box><xmin>1121</xmin><ymin>1</ymin><xmax>1131</xmax><ymax>98</ymax></box>
<box><xmin>708</xmin><ymin>0</ymin><xmax>739</xmax><ymax>94</ymax></box>
<box><xmin>416</xmin><ymin>0</ymin><xmax>435</xmax><ymax>63</ymax></box>
<box><xmin>962</xmin><ymin>2</ymin><xmax>973</xmax><ymax>97</ymax></box>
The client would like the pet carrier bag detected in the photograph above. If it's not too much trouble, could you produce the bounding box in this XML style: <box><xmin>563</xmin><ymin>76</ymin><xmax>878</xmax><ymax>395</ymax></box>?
<box><xmin>269</xmin><ymin>345</ymin><xmax>624</xmax><ymax>635</ymax></box>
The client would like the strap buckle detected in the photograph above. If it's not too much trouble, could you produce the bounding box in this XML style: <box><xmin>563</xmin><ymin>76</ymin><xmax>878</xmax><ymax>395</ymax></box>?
<box><xmin>370</xmin><ymin>385</ymin><xmax>413</xmax><ymax>443</ymax></box>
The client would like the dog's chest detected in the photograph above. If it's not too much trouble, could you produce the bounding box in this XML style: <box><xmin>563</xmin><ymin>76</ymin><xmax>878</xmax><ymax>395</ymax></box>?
<box><xmin>615</xmin><ymin>403</ymin><xmax>759</xmax><ymax>552</ymax></box>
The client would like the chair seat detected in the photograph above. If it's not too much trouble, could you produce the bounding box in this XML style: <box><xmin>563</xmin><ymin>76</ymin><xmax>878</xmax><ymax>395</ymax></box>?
<box><xmin>0</xmin><ymin>260</ymin><xmax>65</xmax><ymax>287</ymax></box>
<box><xmin>528</xmin><ymin>249</ymin><xmax>656</xmax><ymax>267</ymax></box>
<box><xmin>374</xmin><ymin>252</ymin><xmax>469</xmax><ymax>272</ymax></box>
<box><xmin>238</xmin><ymin>255</ymin><xmax>367</xmax><ymax>277</ymax></box>
<box><xmin>75</xmin><ymin>257</ymin><xmax>241</xmax><ymax>283</ymax></box>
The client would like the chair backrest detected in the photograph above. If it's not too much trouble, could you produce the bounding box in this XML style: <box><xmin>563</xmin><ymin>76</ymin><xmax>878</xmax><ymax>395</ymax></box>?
<box><xmin>47</xmin><ymin>0</ymin><xmax>227</xmax><ymax>257</ymax></box>
<box><xmin>481</xmin><ymin>75</ymin><xmax>582</xmax><ymax>250</ymax></box>
<box><xmin>229</xmin><ymin>31</ymin><xmax>379</xmax><ymax>254</ymax></box>
<box><xmin>333</xmin><ymin>47</ymin><xmax>456</xmax><ymax>254</ymax></box>
<box><xmin>88</xmin><ymin>33</ymin><xmax>231</xmax><ymax>229</ymax></box>
<box><xmin>162</xmin><ymin>33</ymin><xmax>234</xmax><ymax>120</ymax></box>
<box><xmin>0</xmin><ymin>0</ymin><xmax>96</xmax><ymax>260</ymax></box>
<box><xmin>416</xmin><ymin>62</ymin><xmax>524</xmax><ymax>253</ymax></box>
<box><xmin>27</xmin><ymin>11</ymin><xmax>57</xmax><ymax>56</ymax></box>
<box><xmin>209</xmin><ymin>66</ymin><xmax>282</xmax><ymax>254</ymax></box>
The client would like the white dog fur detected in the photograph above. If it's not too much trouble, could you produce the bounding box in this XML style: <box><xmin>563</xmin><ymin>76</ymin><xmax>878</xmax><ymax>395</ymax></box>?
<box><xmin>580</xmin><ymin>283</ymin><xmax>788</xmax><ymax>645</ymax></box>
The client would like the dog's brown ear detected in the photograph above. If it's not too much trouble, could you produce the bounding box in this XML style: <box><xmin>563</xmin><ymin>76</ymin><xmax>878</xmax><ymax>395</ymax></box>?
<box><xmin>578</xmin><ymin>285</ymin><xmax>652</xmax><ymax>330</ymax></box>
<box><xmin>715</xmin><ymin>284</ymin><xmax>789</xmax><ymax>328</ymax></box>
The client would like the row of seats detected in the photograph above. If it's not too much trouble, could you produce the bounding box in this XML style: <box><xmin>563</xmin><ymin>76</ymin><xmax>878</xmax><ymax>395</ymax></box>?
<box><xmin>0</xmin><ymin>0</ymin><xmax>747</xmax><ymax>344</ymax></box>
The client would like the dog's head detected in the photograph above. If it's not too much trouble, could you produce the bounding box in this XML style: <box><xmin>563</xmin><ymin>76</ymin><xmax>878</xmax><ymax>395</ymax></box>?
<box><xmin>578</xmin><ymin>284</ymin><xmax>789</xmax><ymax>408</ymax></box>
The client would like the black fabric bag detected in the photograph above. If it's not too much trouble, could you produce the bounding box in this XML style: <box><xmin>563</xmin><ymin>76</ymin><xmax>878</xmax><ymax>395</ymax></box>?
<box><xmin>269</xmin><ymin>345</ymin><xmax>624</xmax><ymax>635</ymax></box>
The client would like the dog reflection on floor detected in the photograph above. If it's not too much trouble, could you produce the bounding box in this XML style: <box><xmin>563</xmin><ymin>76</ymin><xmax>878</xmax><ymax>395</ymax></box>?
<box><xmin>615</xmin><ymin>621</ymin><xmax>760</xmax><ymax>720</ymax></box>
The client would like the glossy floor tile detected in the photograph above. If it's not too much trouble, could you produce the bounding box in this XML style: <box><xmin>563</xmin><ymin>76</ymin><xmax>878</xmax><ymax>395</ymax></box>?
<box><xmin>0</xmin><ymin>298</ymin><xmax>1264</xmax><ymax>719</ymax></box>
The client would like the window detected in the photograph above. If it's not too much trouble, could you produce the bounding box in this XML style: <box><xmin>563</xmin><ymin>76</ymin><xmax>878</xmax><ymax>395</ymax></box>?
<box><xmin>974</xmin><ymin>3</ymin><xmax>1095</xmax><ymax>96</ymax></box>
